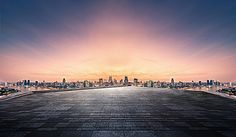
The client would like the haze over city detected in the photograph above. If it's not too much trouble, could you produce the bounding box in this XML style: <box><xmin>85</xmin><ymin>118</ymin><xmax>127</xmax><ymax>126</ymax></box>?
<box><xmin>1</xmin><ymin>0</ymin><xmax>236</xmax><ymax>82</ymax></box>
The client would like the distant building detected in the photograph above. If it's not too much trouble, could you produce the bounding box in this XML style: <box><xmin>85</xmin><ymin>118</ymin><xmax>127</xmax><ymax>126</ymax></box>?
<box><xmin>124</xmin><ymin>76</ymin><xmax>129</xmax><ymax>85</ymax></box>
<box><xmin>108</xmin><ymin>76</ymin><xmax>113</xmax><ymax>85</ymax></box>
<box><xmin>207</xmin><ymin>80</ymin><xmax>210</xmax><ymax>86</ymax></box>
<box><xmin>35</xmin><ymin>81</ymin><xmax>39</xmax><ymax>86</ymax></box>
<box><xmin>145</xmin><ymin>80</ymin><xmax>153</xmax><ymax>87</ymax></box>
<box><xmin>231</xmin><ymin>82</ymin><xmax>236</xmax><ymax>87</ymax></box>
<box><xmin>157</xmin><ymin>81</ymin><xmax>161</xmax><ymax>87</ymax></box>
<box><xmin>23</xmin><ymin>80</ymin><xmax>26</xmax><ymax>86</ymax></box>
<box><xmin>215</xmin><ymin>81</ymin><xmax>220</xmax><ymax>86</ymax></box>
<box><xmin>99</xmin><ymin>78</ymin><xmax>103</xmax><ymax>86</ymax></box>
<box><xmin>16</xmin><ymin>81</ymin><xmax>21</xmax><ymax>86</ymax></box>
<box><xmin>77</xmin><ymin>81</ymin><xmax>84</xmax><ymax>88</ymax></box>
<box><xmin>171</xmin><ymin>78</ymin><xmax>175</xmax><ymax>87</ymax></box>
<box><xmin>210</xmin><ymin>80</ymin><xmax>214</xmax><ymax>86</ymax></box>
<box><xmin>206</xmin><ymin>80</ymin><xmax>214</xmax><ymax>86</ymax></box>
<box><xmin>177</xmin><ymin>81</ymin><xmax>184</xmax><ymax>88</ymax></box>
<box><xmin>63</xmin><ymin>78</ymin><xmax>66</xmax><ymax>84</ymax></box>
<box><xmin>199</xmin><ymin>81</ymin><xmax>202</xmax><ymax>86</ymax></box>
<box><xmin>134</xmin><ymin>78</ymin><xmax>138</xmax><ymax>86</ymax></box>
<box><xmin>153</xmin><ymin>82</ymin><xmax>158</xmax><ymax>88</ymax></box>
<box><xmin>84</xmin><ymin>80</ymin><xmax>90</xmax><ymax>88</ymax></box>
<box><xmin>113</xmin><ymin>79</ymin><xmax>118</xmax><ymax>85</ymax></box>
<box><xmin>22</xmin><ymin>80</ymin><xmax>31</xmax><ymax>87</ymax></box>
<box><xmin>120</xmin><ymin>79</ymin><xmax>123</xmax><ymax>85</ymax></box>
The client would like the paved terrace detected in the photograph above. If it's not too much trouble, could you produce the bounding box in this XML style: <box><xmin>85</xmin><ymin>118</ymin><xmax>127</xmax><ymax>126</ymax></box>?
<box><xmin>0</xmin><ymin>87</ymin><xmax>236</xmax><ymax>137</ymax></box>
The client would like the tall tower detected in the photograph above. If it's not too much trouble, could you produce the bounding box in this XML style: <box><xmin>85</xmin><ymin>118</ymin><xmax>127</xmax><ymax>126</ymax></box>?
<box><xmin>108</xmin><ymin>76</ymin><xmax>113</xmax><ymax>83</ymax></box>
<box><xmin>134</xmin><ymin>78</ymin><xmax>138</xmax><ymax>86</ymax></box>
<box><xmin>124</xmin><ymin>76</ymin><xmax>129</xmax><ymax>85</ymax></box>
<box><xmin>63</xmin><ymin>78</ymin><xmax>66</xmax><ymax>84</ymax></box>
<box><xmin>27</xmin><ymin>80</ymin><xmax>30</xmax><ymax>86</ymax></box>
<box><xmin>99</xmin><ymin>78</ymin><xmax>103</xmax><ymax>85</ymax></box>
<box><xmin>23</xmin><ymin>80</ymin><xmax>27</xmax><ymax>86</ymax></box>
<box><xmin>120</xmin><ymin>79</ymin><xmax>123</xmax><ymax>85</ymax></box>
<box><xmin>171</xmin><ymin>78</ymin><xmax>175</xmax><ymax>86</ymax></box>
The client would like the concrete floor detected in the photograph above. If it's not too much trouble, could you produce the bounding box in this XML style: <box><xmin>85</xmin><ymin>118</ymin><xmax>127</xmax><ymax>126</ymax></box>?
<box><xmin>0</xmin><ymin>87</ymin><xmax>236</xmax><ymax>137</ymax></box>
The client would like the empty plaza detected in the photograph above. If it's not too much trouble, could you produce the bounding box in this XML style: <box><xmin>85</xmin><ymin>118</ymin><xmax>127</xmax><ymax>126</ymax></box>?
<box><xmin>0</xmin><ymin>87</ymin><xmax>236</xmax><ymax>137</ymax></box>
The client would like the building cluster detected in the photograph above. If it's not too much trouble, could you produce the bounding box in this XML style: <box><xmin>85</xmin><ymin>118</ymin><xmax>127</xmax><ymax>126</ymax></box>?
<box><xmin>1</xmin><ymin>76</ymin><xmax>133</xmax><ymax>89</ymax></box>
<box><xmin>142</xmin><ymin>78</ymin><xmax>223</xmax><ymax>89</ymax></box>
<box><xmin>1</xmin><ymin>77</ymin><xmax>235</xmax><ymax>91</ymax></box>
<box><xmin>0</xmin><ymin>87</ymin><xmax>20</xmax><ymax>96</ymax></box>
<box><xmin>218</xmin><ymin>87</ymin><xmax>236</xmax><ymax>96</ymax></box>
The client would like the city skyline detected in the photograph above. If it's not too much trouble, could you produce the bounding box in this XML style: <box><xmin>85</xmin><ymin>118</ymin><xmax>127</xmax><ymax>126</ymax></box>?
<box><xmin>1</xmin><ymin>0</ymin><xmax>236</xmax><ymax>82</ymax></box>
<box><xmin>0</xmin><ymin>76</ymin><xmax>227</xmax><ymax>84</ymax></box>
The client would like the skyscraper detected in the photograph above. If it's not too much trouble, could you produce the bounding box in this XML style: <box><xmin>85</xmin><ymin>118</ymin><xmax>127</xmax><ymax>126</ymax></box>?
<box><xmin>120</xmin><ymin>79</ymin><xmax>123</xmax><ymax>85</ymax></box>
<box><xmin>124</xmin><ymin>76</ymin><xmax>128</xmax><ymax>85</ymax></box>
<box><xmin>23</xmin><ymin>80</ymin><xmax>27</xmax><ymax>86</ymax></box>
<box><xmin>199</xmin><ymin>81</ymin><xmax>202</xmax><ymax>86</ymax></box>
<box><xmin>99</xmin><ymin>78</ymin><xmax>103</xmax><ymax>85</ymax></box>
<box><xmin>108</xmin><ymin>76</ymin><xmax>113</xmax><ymax>84</ymax></box>
<box><xmin>63</xmin><ymin>78</ymin><xmax>66</xmax><ymax>84</ymax></box>
<box><xmin>23</xmin><ymin>80</ymin><xmax>30</xmax><ymax>87</ymax></box>
<box><xmin>210</xmin><ymin>80</ymin><xmax>214</xmax><ymax>86</ymax></box>
<box><xmin>171</xmin><ymin>78</ymin><xmax>175</xmax><ymax>87</ymax></box>
<box><xmin>134</xmin><ymin>78</ymin><xmax>138</xmax><ymax>86</ymax></box>
<box><xmin>146</xmin><ymin>80</ymin><xmax>153</xmax><ymax>87</ymax></box>
<box><xmin>113</xmin><ymin>79</ymin><xmax>117</xmax><ymax>85</ymax></box>
<box><xmin>207</xmin><ymin>80</ymin><xmax>210</xmax><ymax>86</ymax></box>
<box><xmin>84</xmin><ymin>80</ymin><xmax>90</xmax><ymax>88</ymax></box>
<box><xmin>35</xmin><ymin>81</ymin><xmax>39</xmax><ymax>87</ymax></box>
<box><xmin>27</xmin><ymin>80</ymin><xmax>30</xmax><ymax>86</ymax></box>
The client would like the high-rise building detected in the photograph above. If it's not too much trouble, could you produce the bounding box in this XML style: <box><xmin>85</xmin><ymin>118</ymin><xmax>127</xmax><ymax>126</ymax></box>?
<box><xmin>230</xmin><ymin>82</ymin><xmax>236</xmax><ymax>87</ymax></box>
<box><xmin>120</xmin><ymin>79</ymin><xmax>123</xmax><ymax>85</ymax></box>
<box><xmin>199</xmin><ymin>81</ymin><xmax>202</xmax><ymax>86</ymax></box>
<box><xmin>42</xmin><ymin>80</ymin><xmax>45</xmax><ymax>87</ymax></box>
<box><xmin>35</xmin><ymin>81</ymin><xmax>39</xmax><ymax>86</ymax></box>
<box><xmin>171</xmin><ymin>78</ymin><xmax>175</xmax><ymax>86</ymax></box>
<box><xmin>23</xmin><ymin>80</ymin><xmax>30</xmax><ymax>87</ymax></box>
<box><xmin>146</xmin><ymin>80</ymin><xmax>153</xmax><ymax>87</ymax></box>
<box><xmin>16</xmin><ymin>81</ymin><xmax>21</xmax><ymax>86</ymax></box>
<box><xmin>144</xmin><ymin>80</ymin><xmax>152</xmax><ymax>87</ymax></box>
<box><xmin>210</xmin><ymin>80</ymin><xmax>214</xmax><ymax>86</ymax></box>
<box><xmin>108</xmin><ymin>76</ymin><xmax>113</xmax><ymax>84</ymax></box>
<box><xmin>124</xmin><ymin>76</ymin><xmax>128</xmax><ymax>85</ymax></box>
<box><xmin>23</xmin><ymin>80</ymin><xmax>27</xmax><ymax>86</ymax></box>
<box><xmin>63</xmin><ymin>78</ymin><xmax>66</xmax><ymax>84</ymax></box>
<box><xmin>215</xmin><ymin>81</ymin><xmax>220</xmax><ymax>86</ymax></box>
<box><xmin>84</xmin><ymin>80</ymin><xmax>90</xmax><ymax>88</ymax></box>
<box><xmin>113</xmin><ymin>79</ymin><xmax>117</xmax><ymax>85</ymax></box>
<box><xmin>99</xmin><ymin>78</ymin><xmax>103</xmax><ymax>85</ymax></box>
<box><xmin>134</xmin><ymin>78</ymin><xmax>138</xmax><ymax>86</ymax></box>
<box><xmin>207</xmin><ymin>80</ymin><xmax>210</xmax><ymax>86</ymax></box>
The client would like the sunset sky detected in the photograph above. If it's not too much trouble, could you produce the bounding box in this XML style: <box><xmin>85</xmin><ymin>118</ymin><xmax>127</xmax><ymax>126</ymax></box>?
<box><xmin>1</xmin><ymin>0</ymin><xmax>236</xmax><ymax>82</ymax></box>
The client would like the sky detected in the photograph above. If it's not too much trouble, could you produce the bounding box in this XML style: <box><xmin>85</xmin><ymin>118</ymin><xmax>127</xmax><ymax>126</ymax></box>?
<box><xmin>0</xmin><ymin>0</ymin><xmax>236</xmax><ymax>82</ymax></box>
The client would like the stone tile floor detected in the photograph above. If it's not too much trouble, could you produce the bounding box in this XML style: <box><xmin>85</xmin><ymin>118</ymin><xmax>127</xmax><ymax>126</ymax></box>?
<box><xmin>0</xmin><ymin>87</ymin><xmax>236</xmax><ymax>137</ymax></box>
